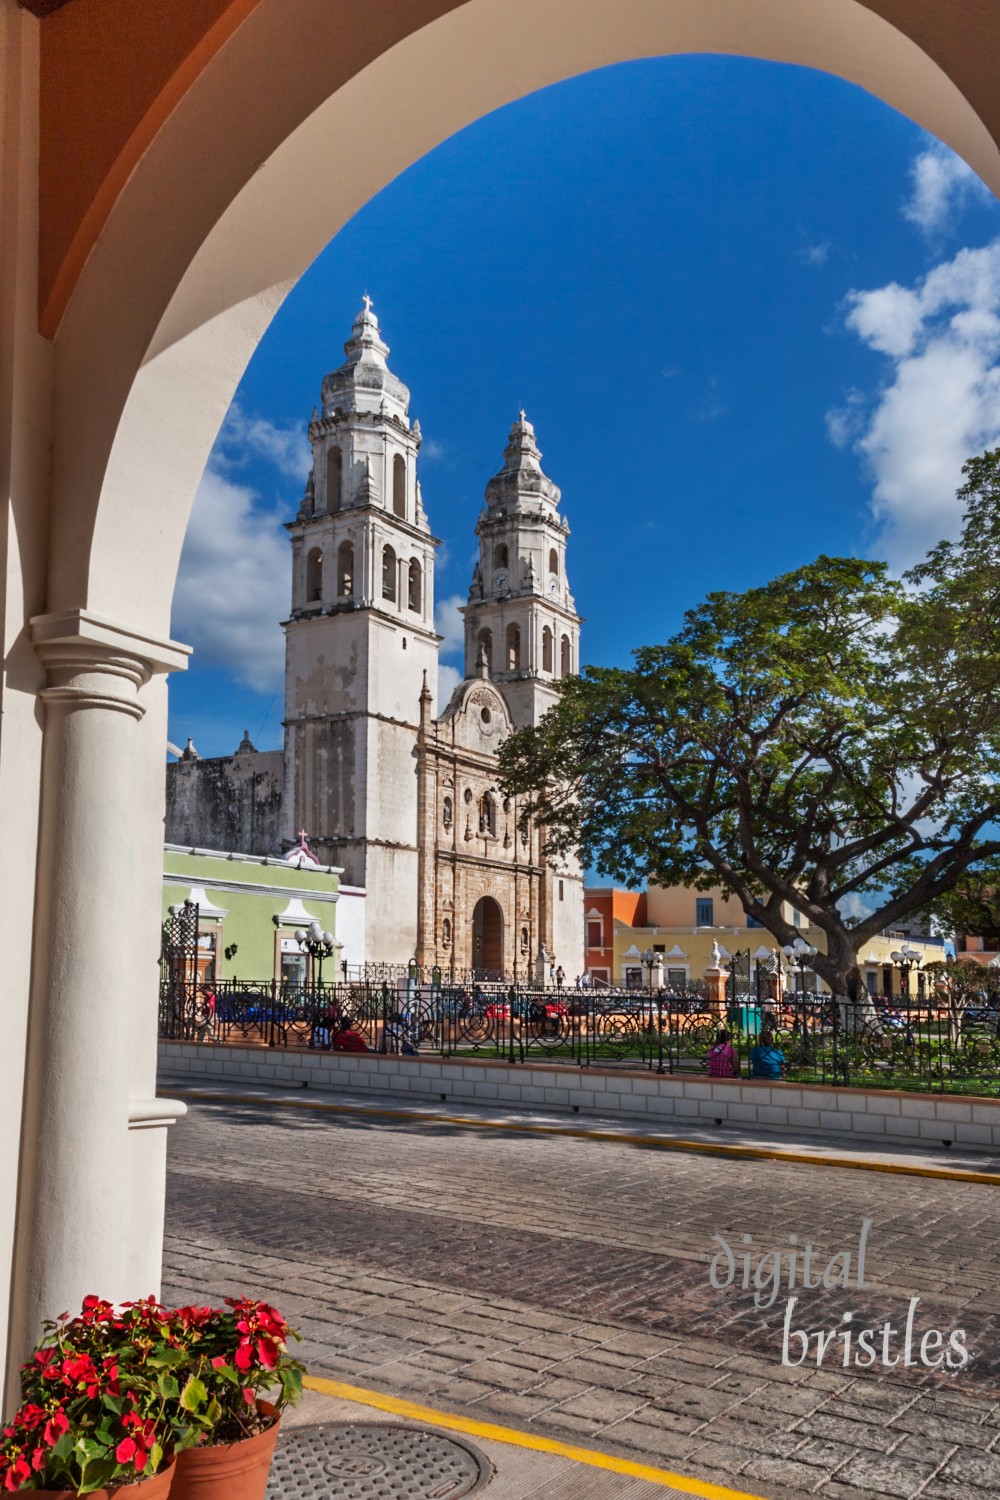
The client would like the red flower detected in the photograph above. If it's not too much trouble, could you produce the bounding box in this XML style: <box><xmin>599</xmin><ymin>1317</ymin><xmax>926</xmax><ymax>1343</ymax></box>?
<box><xmin>242</xmin><ymin>1389</ymin><xmax>255</xmax><ymax>1407</ymax></box>
<box><xmin>234</xmin><ymin>1341</ymin><xmax>253</xmax><ymax>1372</ymax></box>
<box><xmin>256</xmin><ymin>1338</ymin><xmax>277</xmax><ymax>1370</ymax></box>
<box><xmin>43</xmin><ymin>1411</ymin><xmax>69</xmax><ymax>1446</ymax></box>
<box><xmin>115</xmin><ymin>1438</ymin><xmax>137</xmax><ymax>1464</ymax></box>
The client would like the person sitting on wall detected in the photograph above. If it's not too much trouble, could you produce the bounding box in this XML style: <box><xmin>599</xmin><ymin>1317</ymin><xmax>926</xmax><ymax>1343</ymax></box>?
<box><xmin>333</xmin><ymin>1016</ymin><xmax>371</xmax><ymax>1052</ymax></box>
<box><xmin>749</xmin><ymin>1024</ymin><xmax>786</xmax><ymax>1080</ymax></box>
<box><xmin>707</xmin><ymin>1028</ymin><xmax>740</xmax><ymax>1078</ymax></box>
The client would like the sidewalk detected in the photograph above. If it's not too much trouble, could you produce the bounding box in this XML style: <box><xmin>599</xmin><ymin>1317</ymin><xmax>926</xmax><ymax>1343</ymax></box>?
<box><xmin>160</xmin><ymin>1072</ymin><xmax>1000</xmax><ymax>1182</ymax></box>
<box><xmin>277</xmin><ymin>1380</ymin><xmax>770</xmax><ymax>1499</ymax></box>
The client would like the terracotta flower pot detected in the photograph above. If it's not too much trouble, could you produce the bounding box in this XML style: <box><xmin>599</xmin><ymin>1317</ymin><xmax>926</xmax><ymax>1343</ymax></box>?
<box><xmin>23</xmin><ymin>1456</ymin><xmax>176</xmax><ymax>1500</ymax></box>
<box><xmin>171</xmin><ymin>1404</ymin><xmax>280</xmax><ymax>1500</ymax></box>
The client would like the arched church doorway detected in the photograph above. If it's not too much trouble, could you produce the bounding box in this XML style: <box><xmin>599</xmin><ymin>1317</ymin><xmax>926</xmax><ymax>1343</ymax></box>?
<box><xmin>472</xmin><ymin>897</ymin><xmax>504</xmax><ymax>976</ymax></box>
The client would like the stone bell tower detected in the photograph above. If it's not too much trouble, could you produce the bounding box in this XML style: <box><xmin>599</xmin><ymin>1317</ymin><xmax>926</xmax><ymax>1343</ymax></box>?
<box><xmin>463</xmin><ymin>412</ymin><xmax>581</xmax><ymax>730</ymax></box>
<box><xmin>460</xmin><ymin>412</ymin><xmax>584</xmax><ymax>979</ymax></box>
<box><xmin>282</xmin><ymin>298</ymin><xmax>440</xmax><ymax>963</ymax></box>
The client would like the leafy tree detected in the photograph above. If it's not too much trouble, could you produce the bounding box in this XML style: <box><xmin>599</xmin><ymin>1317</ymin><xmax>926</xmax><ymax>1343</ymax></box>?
<box><xmin>499</xmin><ymin>453</ymin><xmax>1000</xmax><ymax>1005</ymax></box>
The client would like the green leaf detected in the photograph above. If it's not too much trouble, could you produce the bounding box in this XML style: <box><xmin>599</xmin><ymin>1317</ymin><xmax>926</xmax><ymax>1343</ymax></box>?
<box><xmin>180</xmin><ymin>1375</ymin><xmax>208</xmax><ymax>1413</ymax></box>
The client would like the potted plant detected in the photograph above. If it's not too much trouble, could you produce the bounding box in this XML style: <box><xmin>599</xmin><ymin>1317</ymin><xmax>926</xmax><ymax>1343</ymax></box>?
<box><xmin>165</xmin><ymin>1298</ymin><xmax>304</xmax><ymax>1500</ymax></box>
<box><xmin>2</xmin><ymin>1298</ymin><xmax>178</xmax><ymax>1496</ymax></box>
<box><xmin>2</xmin><ymin>1295</ymin><xmax>303</xmax><ymax>1500</ymax></box>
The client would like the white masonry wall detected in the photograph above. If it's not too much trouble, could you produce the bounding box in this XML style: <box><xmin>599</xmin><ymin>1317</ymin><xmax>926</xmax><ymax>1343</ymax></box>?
<box><xmin>157</xmin><ymin>1042</ymin><xmax>1000</xmax><ymax>1154</ymax></box>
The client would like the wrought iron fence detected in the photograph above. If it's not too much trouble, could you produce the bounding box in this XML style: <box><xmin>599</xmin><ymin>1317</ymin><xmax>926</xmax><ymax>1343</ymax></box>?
<box><xmin>158</xmin><ymin>976</ymin><xmax>1000</xmax><ymax>1094</ymax></box>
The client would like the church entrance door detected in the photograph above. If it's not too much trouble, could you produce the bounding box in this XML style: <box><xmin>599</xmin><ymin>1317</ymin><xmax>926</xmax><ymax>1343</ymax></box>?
<box><xmin>472</xmin><ymin>897</ymin><xmax>504</xmax><ymax>977</ymax></box>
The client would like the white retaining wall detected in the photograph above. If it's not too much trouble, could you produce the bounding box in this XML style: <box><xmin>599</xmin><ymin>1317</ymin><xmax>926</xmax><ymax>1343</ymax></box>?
<box><xmin>157</xmin><ymin>1041</ymin><xmax>1000</xmax><ymax>1153</ymax></box>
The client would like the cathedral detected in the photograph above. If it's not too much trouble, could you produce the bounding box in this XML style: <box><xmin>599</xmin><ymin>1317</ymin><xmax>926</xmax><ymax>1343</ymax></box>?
<box><xmin>167</xmin><ymin>300</ymin><xmax>584</xmax><ymax>979</ymax></box>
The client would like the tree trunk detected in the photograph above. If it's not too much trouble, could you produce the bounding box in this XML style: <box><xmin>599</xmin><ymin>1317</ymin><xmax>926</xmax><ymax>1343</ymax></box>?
<box><xmin>814</xmin><ymin>942</ymin><xmax>881</xmax><ymax>1037</ymax></box>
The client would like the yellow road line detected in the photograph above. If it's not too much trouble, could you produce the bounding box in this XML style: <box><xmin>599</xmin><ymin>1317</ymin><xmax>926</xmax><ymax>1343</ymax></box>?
<box><xmin>303</xmin><ymin>1373</ymin><xmax>769</xmax><ymax>1499</ymax></box>
<box><xmin>170</xmin><ymin>1085</ymin><xmax>1000</xmax><ymax>1185</ymax></box>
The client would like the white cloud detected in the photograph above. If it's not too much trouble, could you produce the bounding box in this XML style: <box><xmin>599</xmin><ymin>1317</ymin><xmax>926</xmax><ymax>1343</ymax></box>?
<box><xmin>798</xmin><ymin>238</ymin><xmax>831</xmax><ymax>268</ymax></box>
<box><xmin>171</xmin><ymin>468</ymin><xmax>288</xmax><ymax>693</ymax></box>
<box><xmin>421</xmin><ymin>438</ymin><xmax>448</xmax><ymax>463</ymax></box>
<box><xmin>435</xmin><ymin>594</ymin><xmax>465</xmax><ymax>658</ymax></box>
<box><xmin>216</xmin><ymin>400</ymin><xmax>311</xmax><ymax>481</ymax></box>
<box><xmin>825</xmin><ymin>388</ymin><xmax>866</xmax><ymax>449</ymax></box>
<box><xmin>902</xmin><ymin>140</ymin><xmax>990</xmax><ymax>240</ymax></box>
<box><xmin>437</xmin><ymin>662</ymin><xmax>462</xmax><ymax>709</ymax></box>
<box><xmin>832</xmin><ymin>238</ymin><xmax>1000</xmax><ymax>569</ymax></box>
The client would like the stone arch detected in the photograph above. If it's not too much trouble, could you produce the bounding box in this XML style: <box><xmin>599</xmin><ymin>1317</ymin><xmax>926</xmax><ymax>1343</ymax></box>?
<box><xmin>306</xmin><ymin>547</ymin><xmax>323</xmax><ymax>603</ymax></box>
<box><xmin>560</xmin><ymin>633</ymin><xmax>572</xmax><ymax>677</ymax></box>
<box><xmin>326</xmin><ymin>445</ymin><xmax>342</xmax><ymax>510</ymax></box>
<box><xmin>337</xmin><ymin>540</ymin><xmax>354</xmax><ymax>597</ymax></box>
<box><xmin>50</xmin><ymin>1</ymin><xmax>1000</xmax><ymax>646</ymax></box>
<box><xmin>382</xmin><ymin>543</ymin><xmax>397</xmax><ymax>602</ymax></box>
<box><xmin>10</xmin><ymin>0</ymin><xmax>1000</xmax><ymax>1386</ymax></box>
<box><xmin>408</xmin><ymin>557</ymin><xmax>422</xmax><ymax>612</ymax></box>
<box><xmin>542</xmin><ymin>625</ymin><xmax>553</xmax><ymax>674</ymax></box>
<box><xmin>393</xmin><ymin>454</ymin><xmax>407</xmax><ymax>519</ymax></box>
<box><xmin>506</xmin><ymin>623</ymin><xmax>521</xmax><ymax>672</ymax></box>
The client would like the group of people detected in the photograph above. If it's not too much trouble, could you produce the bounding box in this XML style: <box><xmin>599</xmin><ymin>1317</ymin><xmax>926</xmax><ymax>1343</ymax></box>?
<box><xmin>706</xmin><ymin>1025</ymin><xmax>786</xmax><ymax>1080</ymax></box>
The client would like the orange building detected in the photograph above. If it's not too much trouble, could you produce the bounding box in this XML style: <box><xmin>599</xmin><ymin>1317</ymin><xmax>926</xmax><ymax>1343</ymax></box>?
<box><xmin>582</xmin><ymin>887</ymin><xmax>646</xmax><ymax>985</ymax></box>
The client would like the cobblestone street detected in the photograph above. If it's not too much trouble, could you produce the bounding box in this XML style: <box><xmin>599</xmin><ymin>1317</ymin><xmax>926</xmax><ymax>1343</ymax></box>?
<box><xmin>163</xmin><ymin>1093</ymin><xmax>1000</xmax><ymax>1500</ymax></box>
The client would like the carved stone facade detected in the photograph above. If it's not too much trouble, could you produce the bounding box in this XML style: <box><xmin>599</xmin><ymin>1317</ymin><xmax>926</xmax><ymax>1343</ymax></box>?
<box><xmin>416</xmin><ymin>671</ymin><xmax>554</xmax><ymax>978</ymax></box>
<box><xmin>168</xmin><ymin>301</ymin><xmax>584</xmax><ymax>978</ymax></box>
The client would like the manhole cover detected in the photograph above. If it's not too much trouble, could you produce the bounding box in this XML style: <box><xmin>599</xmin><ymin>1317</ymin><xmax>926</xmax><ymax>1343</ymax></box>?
<box><xmin>267</xmin><ymin>1421</ymin><xmax>490</xmax><ymax>1498</ymax></box>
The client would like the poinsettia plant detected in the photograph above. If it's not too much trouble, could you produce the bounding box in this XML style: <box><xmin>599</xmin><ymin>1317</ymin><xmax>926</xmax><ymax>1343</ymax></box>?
<box><xmin>2</xmin><ymin>1298</ymin><xmax>176</xmax><ymax>1493</ymax></box>
<box><xmin>0</xmin><ymin>1294</ymin><xmax>305</xmax><ymax>1492</ymax></box>
<box><xmin>173</xmin><ymin>1298</ymin><xmax>305</xmax><ymax>1446</ymax></box>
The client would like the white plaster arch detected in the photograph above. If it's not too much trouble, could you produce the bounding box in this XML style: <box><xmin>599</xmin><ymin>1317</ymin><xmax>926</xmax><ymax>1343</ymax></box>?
<box><xmin>50</xmin><ymin>0</ymin><xmax>1000</xmax><ymax>640</ymax></box>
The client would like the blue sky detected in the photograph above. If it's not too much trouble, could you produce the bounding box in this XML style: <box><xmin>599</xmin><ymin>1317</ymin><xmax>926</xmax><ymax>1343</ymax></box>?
<box><xmin>168</xmin><ymin>55</ymin><xmax>1000</xmax><ymax>758</ymax></box>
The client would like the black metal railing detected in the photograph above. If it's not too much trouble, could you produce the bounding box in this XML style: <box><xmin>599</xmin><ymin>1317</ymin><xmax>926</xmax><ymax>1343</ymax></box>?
<box><xmin>158</xmin><ymin>978</ymin><xmax>1000</xmax><ymax>1095</ymax></box>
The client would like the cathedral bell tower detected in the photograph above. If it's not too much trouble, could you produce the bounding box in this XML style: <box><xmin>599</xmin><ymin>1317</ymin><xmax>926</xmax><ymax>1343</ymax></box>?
<box><xmin>282</xmin><ymin>299</ymin><xmax>440</xmax><ymax>963</ymax></box>
<box><xmin>463</xmin><ymin>413</ymin><xmax>581</xmax><ymax>730</ymax></box>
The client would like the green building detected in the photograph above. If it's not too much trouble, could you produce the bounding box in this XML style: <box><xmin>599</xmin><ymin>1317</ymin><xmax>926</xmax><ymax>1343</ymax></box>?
<box><xmin>162</xmin><ymin>839</ymin><xmax>350</xmax><ymax>986</ymax></box>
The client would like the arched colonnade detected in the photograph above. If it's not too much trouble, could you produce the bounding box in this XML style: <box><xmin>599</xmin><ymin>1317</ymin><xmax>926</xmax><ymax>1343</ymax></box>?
<box><xmin>3</xmin><ymin>0</ymin><xmax>1000</xmax><ymax>1399</ymax></box>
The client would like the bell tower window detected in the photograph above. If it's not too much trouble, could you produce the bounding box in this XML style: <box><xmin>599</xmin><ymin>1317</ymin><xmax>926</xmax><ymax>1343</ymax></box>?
<box><xmin>549</xmin><ymin>548</ymin><xmax>559</xmax><ymax>576</ymax></box>
<box><xmin>337</xmin><ymin>541</ymin><xmax>354</xmax><ymax>598</ymax></box>
<box><xmin>393</xmin><ymin>454</ymin><xmax>406</xmax><ymax>518</ymax></box>
<box><xmin>542</xmin><ymin>627</ymin><xmax>553</xmax><ymax>673</ymax></box>
<box><xmin>560</xmin><ymin>633</ymin><xmax>571</xmax><ymax>677</ymax></box>
<box><xmin>306</xmin><ymin>547</ymin><xmax>323</xmax><ymax>603</ymax></box>
<box><xmin>506</xmin><ymin>624</ymin><xmax>521</xmax><ymax>672</ymax></box>
<box><xmin>382</xmin><ymin>543</ymin><xmax>397</xmax><ymax>602</ymax></box>
<box><xmin>495</xmin><ymin>543</ymin><xmax>509</xmax><ymax>570</ymax></box>
<box><xmin>408</xmin><ymin>558</ymin><xmax>422</xmax><ymax>612</ymax></box>
<box><xmin>326</xmin><ymin>446</ymin><xmax>342</xmax><ymax>510</ymax></box>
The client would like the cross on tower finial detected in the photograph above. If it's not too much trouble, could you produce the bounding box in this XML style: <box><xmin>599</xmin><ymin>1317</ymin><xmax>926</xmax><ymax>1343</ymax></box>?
<box><xmin>362</xmin><ymin>293</ymin><xmax>373</xmax><ymax>313</ymax></box>
<box><xmin>297</xmin><ymin>828</ymin><xmax>309</xmax><ymax>844</ymax></box>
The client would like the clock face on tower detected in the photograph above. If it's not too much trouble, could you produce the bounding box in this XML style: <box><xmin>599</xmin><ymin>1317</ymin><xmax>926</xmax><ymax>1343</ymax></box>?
<box><xmin>492</xmin><ymin>569</ymin><xmax>510</xmax><ymax>592</ymax></box>
<box><xmin>547</xmin><ymin>575</ymin><xmax>560</xmax><ymax>598</ymax></box>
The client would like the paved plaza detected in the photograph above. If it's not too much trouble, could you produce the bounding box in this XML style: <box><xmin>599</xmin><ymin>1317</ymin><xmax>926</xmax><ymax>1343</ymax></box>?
<box><xmin>162</xmin><ymin>1086</ymin><xmax>1000</xmax><ymax>1500</ymax></box>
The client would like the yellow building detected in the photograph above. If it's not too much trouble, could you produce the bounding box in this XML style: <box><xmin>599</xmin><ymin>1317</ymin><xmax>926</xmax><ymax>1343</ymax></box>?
<box><xmin>586</xmin><ymin>883</ymin><xmax>947</xmax><ymax>997</ymax></box>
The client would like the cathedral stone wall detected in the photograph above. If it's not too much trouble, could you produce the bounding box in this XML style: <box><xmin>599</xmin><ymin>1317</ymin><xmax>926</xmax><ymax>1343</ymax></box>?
<box><xmin>165</xmin><ymin>749</ymin><xmax>283</xmax><ymax>856</ymax></box>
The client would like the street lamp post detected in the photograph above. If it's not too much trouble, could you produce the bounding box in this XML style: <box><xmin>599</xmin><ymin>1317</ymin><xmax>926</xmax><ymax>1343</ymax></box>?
<box><xmin>641</xmin><ymin>948</ymin><xmax>659</xmax><ymax>994</ymax></box>
<box><xmin>890</xmin><ymin>943</ymin><xmax>924</xmax><ymax>1005</ymax></box>
<box><xmin>294</xmin><ymin>919</ymin><xmax>336</xmax><ymax>987</ymax></box>
<box><xmin>782</xmin><ymin>937</ymin><xmax>818</xmax><ymax>1048</ymax></box>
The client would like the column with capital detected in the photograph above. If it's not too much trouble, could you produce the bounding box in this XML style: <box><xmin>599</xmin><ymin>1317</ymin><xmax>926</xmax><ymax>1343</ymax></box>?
<box><xmin>9</xmin><ymin>612</ymin><xmax>189</xmax><ymax>1372</ymax></box>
